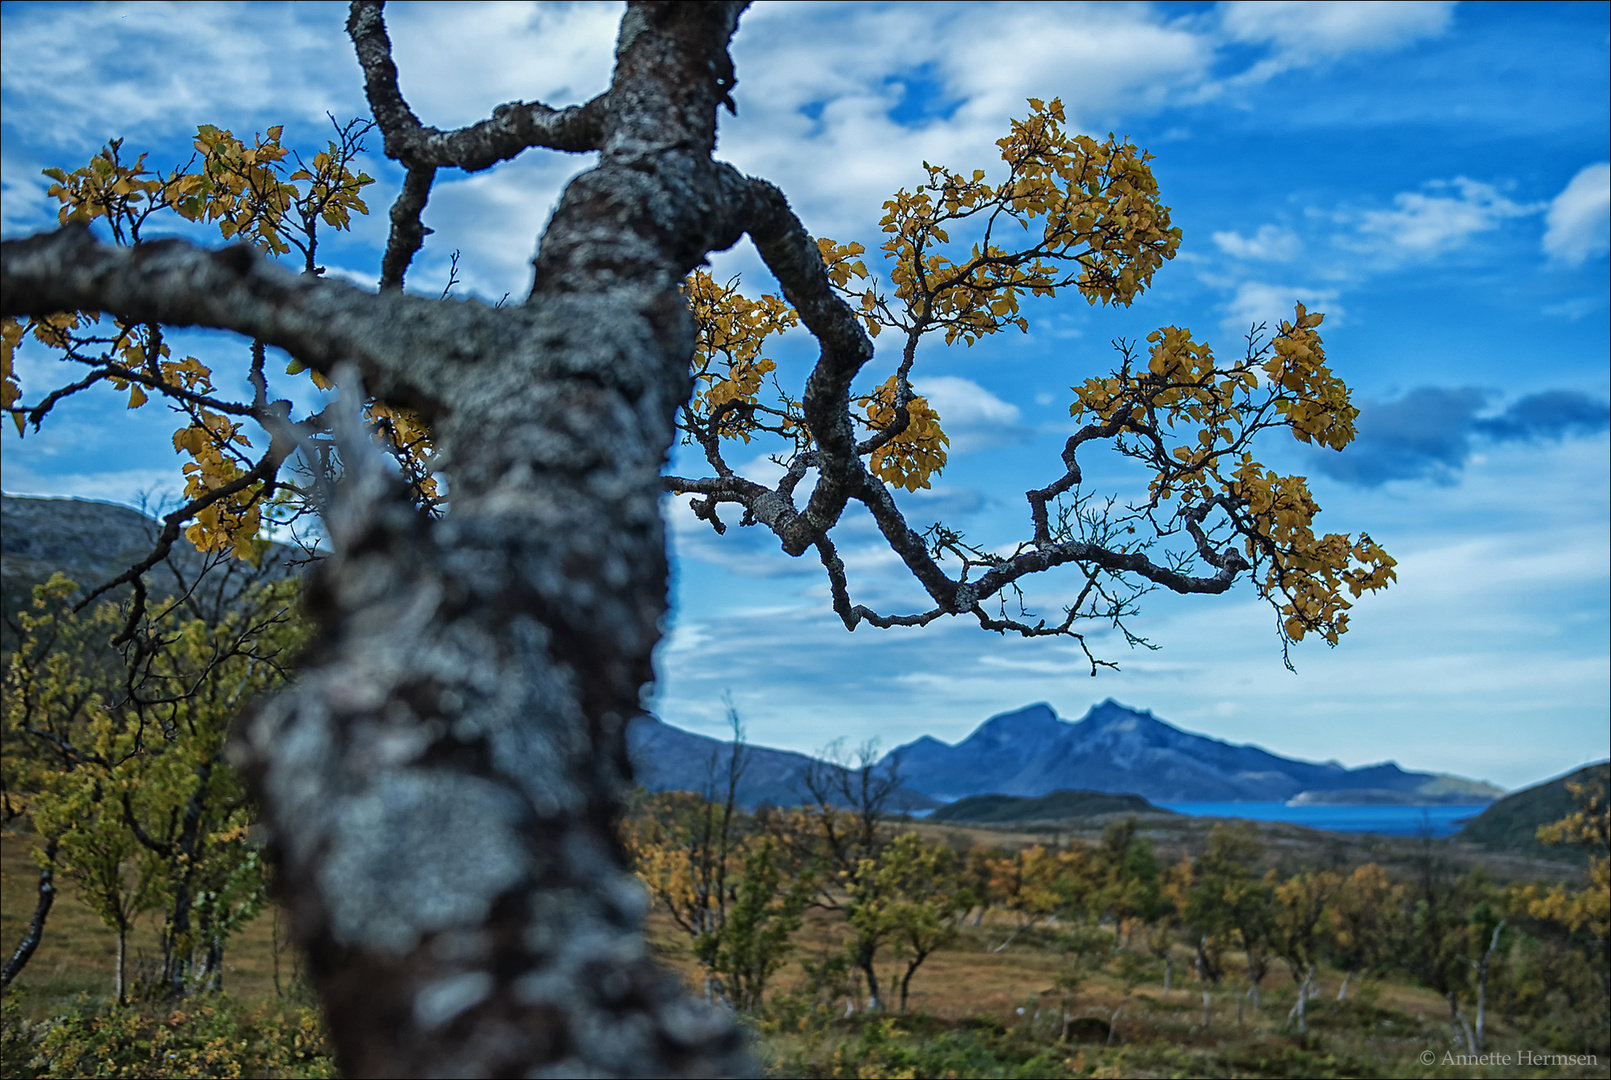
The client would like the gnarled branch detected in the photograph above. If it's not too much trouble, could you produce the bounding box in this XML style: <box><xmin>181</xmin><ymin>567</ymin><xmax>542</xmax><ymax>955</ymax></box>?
<box><xmin>1</xmin><ymin>225</ymin><xmax>485</xmax><ymax>410</ymax></box>
<box><xmin>348</xmin><ymin>2</ymin><xmax>608</xmax><ymax>170</ymax></box>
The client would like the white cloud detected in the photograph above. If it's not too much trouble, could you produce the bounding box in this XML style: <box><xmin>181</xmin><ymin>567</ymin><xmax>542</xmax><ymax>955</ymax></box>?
<box><xmin>0</xmin><ymin>3</ymin><xmax>357</xmax><ymax>148</ymax></box>
<box><xmin>0</xmin><ymin>150</ymin><xmax>54</xmax><ymax>235</ymax></box>
<box><xmin>387</xmin><ymin>3</ymin><xmax>620</xmax><ymax>129</ymax></box>
<box><xmin>1542</xmin><ymin>163</ymin><xmax>1611</xmax><ymax>265</ymax></box>
<box><xmin>1220</xmin><ymin>1</ymin><xmax>1453</xmax><ymax>80</ymax></box>
<box><xmin>1212</xmin><ymin>224</ymin><xmax>1300</xmax><ymax>262</ymax></box>
<box><xmin>911</xmin><ymin>375</ymin><xmax>1030</xmax><ymax>453</ymax></box>
<box><xmin>1349</xmin><ymin>178</ymin><xmax>1539</xmax><ymax>259</ymax></box>
<box><xmin>0</xmin><ymin>465</ymin><xmax>182</xmax><ymax>510</ymax></box>
<box><xmin>1221</xmin><ymin>281</ymin><xmax>1341</xmax><ymax>334</ymax></box>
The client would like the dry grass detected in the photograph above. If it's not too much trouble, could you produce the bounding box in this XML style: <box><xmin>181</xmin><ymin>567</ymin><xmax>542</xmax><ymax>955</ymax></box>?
<box><xmin>646</xmin><ymin>879</ymin><xmax>1604</xmax><ymax>1079</ymax></box>
<box><xmin>1</xmin><ymin>827</ymin><xmax>292</xmax><ymax>1020</ymax></box>
<box><xmin>6</xmin><ymin>820</ymin><xmax>1602</xmax><ymax>1079</ymax></box>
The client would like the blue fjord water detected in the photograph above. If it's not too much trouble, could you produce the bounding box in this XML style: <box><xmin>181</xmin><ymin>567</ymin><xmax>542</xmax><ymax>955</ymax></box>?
<box><xmin>1157</xmin><ymin>803</ymin><xmax>1483</xmax><ymax>837</ymax></box>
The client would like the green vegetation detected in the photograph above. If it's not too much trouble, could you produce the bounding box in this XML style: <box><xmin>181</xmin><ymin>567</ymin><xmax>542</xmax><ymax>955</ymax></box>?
<box><xmin>2</xmin><ymin>570</ymin><xmax>336</xmax><ymax>1078</ymax></box>
<box><xmin>929</xmin><ymin>789</ymin><xmax>1168</xmax><ymax>824</ymax></box>
<box><xmin>2</xmin><ymin>989</ymin><xmax>332</xmax><ymax>1080</ymax></box>
<box><xmin>1460</xmin><ymin>764</ymin><xmax>1609</xmax><ymax>865</ymax></box>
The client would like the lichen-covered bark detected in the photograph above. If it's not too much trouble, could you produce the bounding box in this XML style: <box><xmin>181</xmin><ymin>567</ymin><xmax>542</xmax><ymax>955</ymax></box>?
<box><xmin>239</xmin><ymin>6</ymin><xmax>754</xmax><ymax>1075</ymax></box>
<box><xmin>5</xmin><ymin>2</ymin><xmax>757</xmax><ymax>1075</ymax></box>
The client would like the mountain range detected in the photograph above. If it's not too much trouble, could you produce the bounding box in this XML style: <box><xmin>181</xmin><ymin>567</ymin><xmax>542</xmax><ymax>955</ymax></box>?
<box><xmin>627</xmin><ymin>700</ymin><xmax>1502</xmax><ymax>808</ymax></box>
<box><xmin>880</xmin><ymin>701</ymin><xmax>1503</xmax><ymax>805</ymax></box>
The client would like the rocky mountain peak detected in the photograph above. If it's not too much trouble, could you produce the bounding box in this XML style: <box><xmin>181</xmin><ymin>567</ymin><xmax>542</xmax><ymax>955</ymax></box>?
<box><xmin>883</xmin><ymin>699</ymin><xmax>1502</xmax><ymax>805</ymax></box>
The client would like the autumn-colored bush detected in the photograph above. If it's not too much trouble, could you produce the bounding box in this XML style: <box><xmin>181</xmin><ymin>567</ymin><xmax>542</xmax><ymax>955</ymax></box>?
<box><xmin>0</xmin><ymin>988</ymin><xmax>333</xmax><ymax>1079</ymax></box>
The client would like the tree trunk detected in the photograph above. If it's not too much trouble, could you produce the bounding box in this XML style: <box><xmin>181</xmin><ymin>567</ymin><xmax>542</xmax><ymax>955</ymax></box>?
<box><xmin>1</xmin><ymin>837</ymin><xmax>59</xmax><ymax>989</ymax></box>
<box><xmin>1475</xmin><ymin>920</ymin><xmax>1503</xmax><ymax>1052</ymax></box>
<box><xmin>1475</xmin><ymin>972</ymin><xmax>1487</xmax><ymax>1053</ymax></box>
<box><xmin>204</xmin><ymin>937</ymin><xmax>224</xmax><ymax>994</ymax></box>
<box><xmin>116</xmin><ymin>924</ymin><xmax>127</xmax><ymax>1006</ymax></box>
<box><xmin>860</xmin><ymin>950</ymin><xmax>883</xmax><ymax>1013</ymax></box>
<box><xmin>1337</xmin><ymin>968</ymin><xmax>1352</xmax><ymax>1003</ymax></box>
<box><xmin>1202</xmin><ymin>988</ymin><xmax>1211</xmax><ymax>1028</ymax></box>
<box><xmin>1287</xmin><ymin>969</ymin><xmax>1312</xmax><ymax>1034</ymax></box>
<box><xmin>1450</xmin><ymin>992</ymin><xmax>1477</xmax><ymax>1054</ymax></box>
<box><xmin>227</xmin><ymin>4</ymin><xmax>760</xmax><ymax>1075</ymax></box>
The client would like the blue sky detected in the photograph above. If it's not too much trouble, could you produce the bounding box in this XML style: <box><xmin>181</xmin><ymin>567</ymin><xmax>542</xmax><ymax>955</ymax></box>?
<box><xmin>2</xmin><ymin>1</ymin><xmax>1606</xmax><ymax>790</ymax></box>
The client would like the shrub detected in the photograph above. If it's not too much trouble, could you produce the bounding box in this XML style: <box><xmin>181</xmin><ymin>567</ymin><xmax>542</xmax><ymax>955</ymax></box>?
<box><xmin>0</xmin><ymin>989</ymin><xmax>334</xmax><ymax>1079</ymax></box>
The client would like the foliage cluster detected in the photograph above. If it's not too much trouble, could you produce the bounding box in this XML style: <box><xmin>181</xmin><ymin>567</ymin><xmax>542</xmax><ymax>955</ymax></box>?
<box><xmin>0</xmin><ymin>118</ymin><xmax>440</xmax><ymax>575</ymax></box>
<box><xmin>668</xmin><ymin>95</ymin><xmax>1394</xmax><ymax>661</ymax></box>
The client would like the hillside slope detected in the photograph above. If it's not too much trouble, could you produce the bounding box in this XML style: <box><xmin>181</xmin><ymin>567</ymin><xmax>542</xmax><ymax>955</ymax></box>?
<box><xmin>2</xmin><ymin>494</ymin><xmax>303</xmax><ymax>648</ymax></box>
<box><xmin>627</xmin><ymin>716</ymin><xmax>938</xmax><ymax>811</ymax></box>
<box><xmin>1456</xmin><ymin>761</ymin><xmax>1609</xmax><ymax>864</ymax></box>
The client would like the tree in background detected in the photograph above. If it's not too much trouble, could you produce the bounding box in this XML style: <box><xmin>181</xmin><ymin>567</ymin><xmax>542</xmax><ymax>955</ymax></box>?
<box><xmin>1</xmin><ymin>2</ymin><xmax>1394</xmax><ymax>1072</ymax></box>
<box><xmin>1149</xmin><ymin>856</ymin><xmax>1191</xmax><ymax>995</ymax></box>
<box><xmin>3</xmin><ymin>581</ymin><xmax>132</xmax><ymax>996</ymax></box>
<box><xmin>860</xmin><ymin>833</ymin><xmax>964</xmax><ymax>1013</ymax></box>
<box><xmin>624</xmin><ymin>708</ymin><xmax>748</xmax><ymax>1002</ymax></box>
<box><xmin>3</xmin><ymin>571</ymin><xmax>304</xmax><ymax>1001</ymax></box>
<box><xmin>987</xmin><ymin>843</ymin><xmax>1082</xmax><ymax>950</ymax></box>
<box><xmin>792</xmin><ymin>741</ymin><xmax>906</xmax><ymax>1011</ymax></box>
<box><xmin>1090</xmin><ymin>817</ymin><xmax>1163</xmax><ymax>950</ymax></box>
<box><xmin>1401</xmin><ymin>837</ymin><xmax>1480</xmax><ymax>1048</ymax></box>
<box><xmin>957</xmin><ymin>845</ymin><xmax>999</xmax><ymax>927</ymax></box>
<box><xmin>1224</xmin><ymin>869</ymin><xmax>1277</xmax><ymax>1018</ymax></box>
<box><xmin>1182</xmin><ymin>823</ymin><xmax>1262</xmax><ymax>1028</ymax></box>
<box><xmin>710</xmin><ymin>837</ymin><xmax>809</xmax><ymax>1014</ymax></box>
<box><xmin>1509</xmin><ymin>763</ymin><xmax>1611</xmax><ymax>1049</ymax></box>
<box><xmin>1458</xmin><ymin>885</ymin><xmax>1508</xmax><ymax>1053</ymax></box>
<box><xmin>623</xmin><ymin>710</ymin><xmax>809</xmax><ymax>1011</ymax></box>
<box><xmin>1326</xmin><ymin>862</ymin><xmax>1396</xmax><ymax>1004</ymax></box>
<box><xmin>1270</xmin><ymin>868</ymin><xmax>1340</xmax><ymax>1034</ymax></box>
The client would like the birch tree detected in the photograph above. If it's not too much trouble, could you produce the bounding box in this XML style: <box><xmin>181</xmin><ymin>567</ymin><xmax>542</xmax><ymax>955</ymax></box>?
<box><xmin>2</xmin><ymin>2</ymin><xmax>1392</xmax><ymax>1074</ymax></box>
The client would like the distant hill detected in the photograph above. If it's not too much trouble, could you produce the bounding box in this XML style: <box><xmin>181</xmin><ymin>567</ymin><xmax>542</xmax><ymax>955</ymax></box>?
<box><xmin>1456</xmin><ymin>762</ymin><xmax>1609</xmax><ymax>865</ymax></box>
<box><xmin>2</xmin><ymin>494</ymin><xmax>303</xmax><ymax>647</ymax></box>
<box><xmin>882</xmin><ymin>701</ymin><xmax>1505</xmax><ymax>806</ymax></box>
<box><xmin>627</xmin><ymin>716</ymin><xmax>939</xmax><ymax>812</ymax></box>
<box><xmin>927</xmin><ymin>789</ymin><xmax>1171</xmax><ymax>825</ymax></box>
